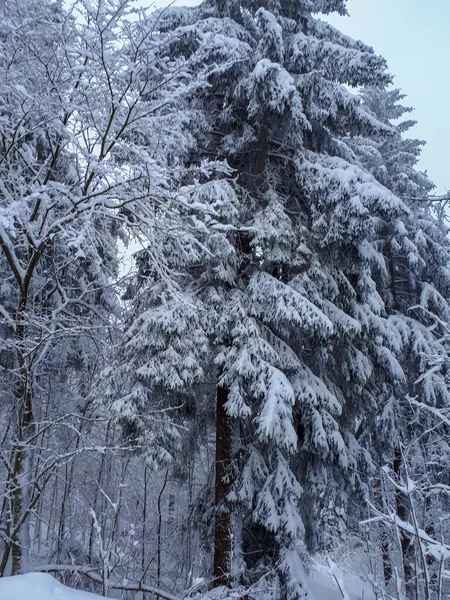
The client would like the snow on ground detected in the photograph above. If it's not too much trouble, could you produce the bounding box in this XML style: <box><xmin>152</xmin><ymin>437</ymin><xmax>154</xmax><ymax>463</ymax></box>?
<box><xmin>0</xmin><ymin>572</ymin><xmax>109</xmax><ymax>600</ymax></box>
<box><xmin>310</xmin><ymin>563</ymin><xmax>375</xmax><ymax>600</ymax></box>
<box><xmin>0</xmin><ymin>566</ymin><xmax>376</xmax><ymax>600</ymax></box>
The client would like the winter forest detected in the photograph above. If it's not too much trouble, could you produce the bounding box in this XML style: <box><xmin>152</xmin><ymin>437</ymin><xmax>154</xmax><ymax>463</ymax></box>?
<box><xmin>1</xmin><ymin>0</ymin><xmax>450</xmax><ymax>599</ymax></box>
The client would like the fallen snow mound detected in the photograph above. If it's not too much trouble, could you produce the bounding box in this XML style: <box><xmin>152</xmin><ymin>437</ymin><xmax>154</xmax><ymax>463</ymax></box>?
<box><xmin>0</xmin><ymin>572</ymin><xmax>109</xmax><ymax>600</ymax></box>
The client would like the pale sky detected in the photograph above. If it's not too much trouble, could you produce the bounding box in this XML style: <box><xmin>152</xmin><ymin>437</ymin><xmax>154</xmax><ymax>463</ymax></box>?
<box><xmin>150</xmin><ymin>0</ymin><xmax>449</xmax><ymax>193</ymax></box>
<box><xmin>327</xmin><ymin>0</ymin><xmax>450</xmax><ymax>194</ymax></box>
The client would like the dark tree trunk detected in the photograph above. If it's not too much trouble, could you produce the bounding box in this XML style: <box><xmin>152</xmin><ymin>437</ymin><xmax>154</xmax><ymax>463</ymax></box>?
<box><xmin>213</xmin><ymin>382</ymin><xmax>233</xmax><ymax>587</ymax></box>
<box><xmin>393</xmin><ymin>445</ymin><xmax>414</xmax><ymax>597</ymax></box>
<box><xmin>373</xmin><ymin>476</ymin><xmax>392</xmax><ymax>586</ymax></box>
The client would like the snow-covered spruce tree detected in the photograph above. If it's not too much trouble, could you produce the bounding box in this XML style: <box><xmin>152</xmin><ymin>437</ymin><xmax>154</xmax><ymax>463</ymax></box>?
<box><xmin>86</xmin><ymin>8</ymin><xmax>248</xmax><ymax>589</ymax></box>
<box><xmin>120</xmin><ymin>2</ymin><xmax>450</xmax><ymax>598</ymax></box>
<box><xmin>0</xmin><ymin>0</ymin><xmax>222</xmax><ymax>575</ymax></box>
<box><xmin>100</xmin><ymin>6</ymin><xmax>239</xmax><ymax>461</ymax></box>
<box><xmin>346</xmin><ymin>87</ymin><xmax>450</xmax><ymax>596</ymax></box>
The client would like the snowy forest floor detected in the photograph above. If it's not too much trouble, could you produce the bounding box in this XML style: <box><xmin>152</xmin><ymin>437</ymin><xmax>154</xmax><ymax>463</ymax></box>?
<box><xmin>0</xmin><ymin>566</ymin><xmax>376</xmax><ymax>600</ymax></box>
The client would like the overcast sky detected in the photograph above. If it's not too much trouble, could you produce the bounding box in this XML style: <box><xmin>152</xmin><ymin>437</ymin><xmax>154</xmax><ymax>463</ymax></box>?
<box><xmin>327</xmin><ymin>0</ymin><xmax>450</xmax><ymax>194</ymax></box>
<box><xmin>150</xmin><ymin>0</ymin><xmax>449</xmax><ymax>193</ymax></box>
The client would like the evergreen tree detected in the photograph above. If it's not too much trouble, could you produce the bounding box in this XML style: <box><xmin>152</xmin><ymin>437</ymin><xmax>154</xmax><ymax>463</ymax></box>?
<box><xmin>347</xmin><ymin>86</ymin><xmax>450</xmax><ymax>596</ymax></box>
<box><xmin>123</xmin><ymin>2</ymin><xmax>450</xmax><ymax>599</ymax></box>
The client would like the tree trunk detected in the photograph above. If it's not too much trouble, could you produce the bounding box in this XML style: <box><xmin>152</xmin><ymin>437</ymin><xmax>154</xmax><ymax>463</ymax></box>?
<box><xmin>373</xmin><ymin>475</ymin><xmax>392</xmax><ymax>586</ymax></box>
<box><xmin>157</xmin><ymin>469</ymin><xmax>169</xmax><ymax>593</ymax></box>
<box><xmin>10</xmin><ymin>300</ymin><xmax>34</xmax><ymax>575</ymax></box>
<box><xmin>393</xmin><ymin>445</ymin><xmax>414</xmax><ymax>597</ymax></box>
<box><xmin>213</xmin><ymin>382</ymin><xmax>232</xmax><ymax>587</ymax></box>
